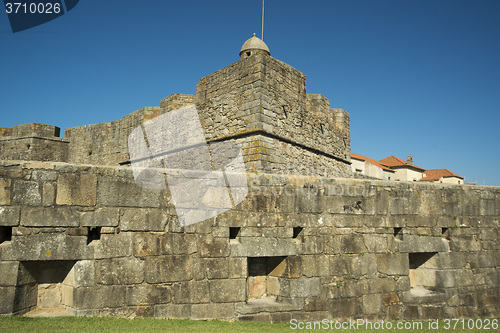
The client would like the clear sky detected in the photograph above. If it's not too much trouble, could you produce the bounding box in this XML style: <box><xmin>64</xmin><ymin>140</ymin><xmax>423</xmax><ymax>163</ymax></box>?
<box><xmin>1</xmin><ymin>0</ymin><xmax>499</xmax><ymax>185</ymax></box>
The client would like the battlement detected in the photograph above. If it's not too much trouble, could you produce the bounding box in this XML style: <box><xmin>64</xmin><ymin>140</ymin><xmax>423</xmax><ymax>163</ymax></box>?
<box><xmin>0</xmin><ymin>39</ymin><xmax>351</xmax><ymax>178</ymax></box>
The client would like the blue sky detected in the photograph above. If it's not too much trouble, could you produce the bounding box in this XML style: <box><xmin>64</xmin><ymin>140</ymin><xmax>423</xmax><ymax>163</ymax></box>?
<box><xmin>1</xmin><ymin>0</ymin><xmax>499</xmax><ymax>185</ymax></box>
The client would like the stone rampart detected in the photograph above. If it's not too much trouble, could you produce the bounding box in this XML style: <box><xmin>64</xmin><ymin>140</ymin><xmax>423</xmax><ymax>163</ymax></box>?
<box><xmin>0</xmin><ymin>161</ymin><xmax>498</xmax><ymax>321</ymax></box>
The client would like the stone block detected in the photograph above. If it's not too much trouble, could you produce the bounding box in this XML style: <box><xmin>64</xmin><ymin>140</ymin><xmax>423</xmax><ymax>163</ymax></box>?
<box><xmin>172</xmin><ymin>280</ymin><xmax>210</xmax><ymax>303</ymax></box>
<box><xmin>0</xmin><ymin>286</ymin><xmax>15</xmax><ymax>314</ymax></box>
<box><xmin>339</xmin><ymin>234</ymin><xmax>366</xmax><ymax>254</ymax></box>
<box><xmin>399</xmin><ymin>235</ymin><xmax>449</xmax><ymax>253</ymax></box>
<box><xmin>230</xmin><ymin>237</ymin><xmax>295</xmax><ymax>257</ymax></box>
<box><xmin>145</xmin><ymin>255</ymin><xmax>193</xmax><ymax>283</ymax></box>
<box><xmin>12</xmin><ymin>180</ymin><xmax>41</xmax><ymax>206</ymax></box>
<box><xmin>0</xmin><ymin>178</ymin><xmax>11</xmax><ymax>205</ymax></box>
<box><xmin>191</xmin><ymin>303</ymin><xmax>235</xmax><ymax>320</ymax></box>
<box><xmin>161</xmin><ymin>233</ymin><xmax>197</xmax><ymax>255</ymax></box>
<box><xmin>81</xmin><ymin>208</ymin><xmax>120</xmax><ymax>227</ymax></box>
<box><xmin>1</xmin><ymin>233</ymin><xmax>93</xmax><ymax>261</ymax></box>
<box><xmin>330</xmin><ymin>297</ymin><xmax>360</xmax><ymax>318</ymax></box>
<box><xmin>204</xmin><ymin>258</ymin><xmax>229</xmax><ymax>279</ymax></box>
<box><xmin>126</xmin><ymin>284</ymin><xmax>171</xmax><ymax>306</ymax></box>
<box><xmin>0</xmin><ymin>261</ymin><xmax>19</xmax><ymax>286</ymax></box>
<box><xmin>199</xmin><ymin>235</ymin><xmax>229</xmax><ymax>257</ymax></box>
<box><xmin>0</xmin><ymin>206</ymin><xmax>20</xmax><ymax>226</ymax></box>
<box><xmin>450</xmin><ymin>235</ymin><xmax>481</xmax><ymax>252</ymax></box>
<box><xmin>302</xmin><ymin>254</ymin><xmax>329</xmax><ymax>277</ymax></box>
<box><xmin>73</xmin><ymin>285</ymin><xmax>127</xmax><ymax>309</ymax></box>
<box><xmin>209</xmin><ymin>279</ymin><xmax>246</xmax><ymax>302</ymax></box>
<box><xmin>154</xmin><ymin>304</ymin><xmax>191</xmax><ymax>319</ymax></box>
<box><xmin>42</xmin><ymin>182</ymin><xmax>56</xmax><ymax>206</ymax></box>
<box><xmin>376</xmin><ymin>253</ymin><xmax>409</xmax><ymax>275</ymax></box>
<box><xmin>98</xmin><ymin>178</ymin><xmax>162</xmax><ymax>208</ymax></box>
<box><xmin>93</xmin><ymin>233</ymin><xmax>133</xmax><ymax>259</ymax></box>
<box><xmin>229</xmin><ymin>257</ymin><xmax>247</xmax><ymax>278</ymax></box>
<box><xmin>363</xmin><ymin>234</ymin><xmax>389</xmax><ymax>253</ymax></box>
<box><xmin>56</xmin><ymin>174</ymin><xmax>97</xmax><ymax>206</ymax></box>
<box><xmin>133</xmin><ymin>232</ymin><xmax>160</xmax><ymax>257</ymax></box>
<box><xmin>362</xmin><ymin>294</ymin><xmax>382</xmax><ymax>315</ymax></box>
<box><xmin>96</xmin><ymin>257</ymin><xmax>144</xmax><ymax>285</ymax></box>
<box><xmin>21</xmin><ymin>207</ymin><xmax>79</xmax><ymax>227</ymax></box>
<box><xmin>120</xmin><ymin>208</ymin><xmax>168</xmax><ymax>231</ymax></box>
<box><xmin>69</xmin><ymin>260</ymin><xmax>96</xmax><ymax>287</ymax></box>
<box><xmin>290</xmin><ymin>277</ymin><xmax>320</xmax><ymax>297</ymax></box>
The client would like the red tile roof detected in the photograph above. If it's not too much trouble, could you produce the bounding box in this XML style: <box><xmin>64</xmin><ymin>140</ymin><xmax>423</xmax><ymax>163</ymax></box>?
<box><xmin>419</xmin><ymin>169</ymin><xmax>464</xmax><ymax>181</ymax></box>
<box><xmin>351</xmin><ymin>153</ymin><xmax>395</xmax><ymax>172</ymax></box>
<box><xmin>379</xmin><ymin>155</ymin><xmax>425</xmax><ymax>171</ymax></box>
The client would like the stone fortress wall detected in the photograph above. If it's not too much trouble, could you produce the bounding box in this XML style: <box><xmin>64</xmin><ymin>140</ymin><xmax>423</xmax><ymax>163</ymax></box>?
<box><xmin>0</xmin><ymin>35</ymin><xmax>498</xmax><ymax>321</ymax></box>
<box><xmin>0</xmin><ymin>161</ymin><xmax>498</xmax><ymax>320</ymax></box>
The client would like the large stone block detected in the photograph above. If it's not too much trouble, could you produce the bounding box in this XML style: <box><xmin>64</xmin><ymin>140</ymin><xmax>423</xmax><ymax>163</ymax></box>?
<box><xmin>133</xmin><ymin>232</ymin><xmax>160</xmax><ymax>257</ymax></box>
<box><xmin>161</xmin><ymin>233</ymin><xmax>197</xmax><ymax>255</ymax></box>
<box><xmin>1</xmin><ymin>233</ymin><xmax>93</xmax><ymax>261</ymax></box>
<box><xmin>290</xmin><ymin>277</ymin><xmax>320</xmax><ymax>297</ymax></box>
<box><xmin>81</xmin><ymin>208</ymin><xmax>119</xmax><ymax>227</ymax></box>
<box><xmin>209</xmin><ymin>279</ymin><xmax>246</xmax><ymax>303</ymax></box>
<box><xmin>96</xmin><ymin>257</ymin><xmax>144</xmax><ymax>285</ymax></box>
<box><xmin>56</xmin><ymin>174</ymin><xmax>97</xmax><ymax>206</ymax></box>
<box><xmin>0</xmin><ymin>261</ymin><xmax>19</xmax><ymax>286</ymax></box>
<box><xmin>126</xmin><ymin>284</ymin><xmax>171</xmax><ymax>306</ymax></box>
<box><xmin>362</xmin><ymin>293</ymin><xmax>382</xmax><ymax>315</ymax></box>
<box><xmin>73</xmin><ymin>285</ymin><xmax>127</xmax><ymax>309</ymax></box>
<box><xmin>93</xmin><ymin>233</ymin><xmax>133</xmax><ymax>259</ymax></box>
<box><xmin>199</xmin><ymin>235</ymin><xmax>230</xmax><ymax>257</ymax></box>
<box><xmin>172</xmin><ymin>280</ymin><xmax>210</xmax><ymax>304</ymax></box>
<box><xmin>154</xmin><ymin>303</ymin><xmax>191</xmax><ymax>319</ymax></box>
<box><xmin>0</xmin><ymin>178</ymin><xmax>11</xmax><ymax>205</ymax></box>
<box><xmin>191</xmin><ymin>303</ymin><xmax>235</xmax><ymax>320</ymax></box>
<box><xmin>398</xmin><ymin>235</ymin><xmax>449</xmax><ymax>253</ymax></box>
<box><xmin>21</xmin><ymin>207</ymin><xmax>79</xmax><ymax>227</ymax></box>
<box><xmin>0</xmin><ymin>286</ymin><xmax>15</xmax><ymax>314</ymax></box>
<box><xmin>0</xmin><ymin>206</ymin><xmax>20</xmax><ymax>226</ymax></box>
<box><xmin>12</xmin><ymin>180</ymin><xmax>41</xmax><ymax>206</ymax></box>
<box><xmin>120</xmin><ymin>208</ymin><xmax>168</xmax><ymax>231</ymax></box>
<box><xmin>376</xmin><ymin>253</ymin><xmax>409</xmax><ymax>275</ymax></box>
<box><xmin>145</xmin><ymin>255</ymin><xmax>193</xmax><ymax>283</ymax></box>
<box><xmin>67</xmin><ymin>260</ymin><xmax>95</xmax><ymax>287</ymax></box>
<box><xmin>98</xmin><ymin>177</ymin><xmax>162</xmax><ymax>208</ymax></box>
<box><xmin>204</xmin><ymin>258</ymin><xmax>229</xmax><ymax>279</ymax></box>
<box><xmin>230</xmin><ymin>237</ymin><xmax>295</xmax><ymax>257</ymax></box>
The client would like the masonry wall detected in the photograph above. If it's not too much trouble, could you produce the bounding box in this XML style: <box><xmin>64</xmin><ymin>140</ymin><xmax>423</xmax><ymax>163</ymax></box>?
<box><xmin>0</xmin><ymin>161</ymin><xmax>498</xmax><ymax>321</ymax></box>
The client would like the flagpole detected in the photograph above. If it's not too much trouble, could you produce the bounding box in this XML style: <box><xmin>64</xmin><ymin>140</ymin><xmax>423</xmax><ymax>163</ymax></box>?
<box><xmin>262</xmin><ymin>0</ymin><xmax>265</xmax><ymax>40</ymax></box>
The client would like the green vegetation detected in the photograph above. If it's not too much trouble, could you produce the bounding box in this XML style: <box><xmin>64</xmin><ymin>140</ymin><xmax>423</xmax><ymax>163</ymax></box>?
<box><xmin>0</xmin><ymin>316</ymin><xmax>498</xmax><ymax>333</ymax></box>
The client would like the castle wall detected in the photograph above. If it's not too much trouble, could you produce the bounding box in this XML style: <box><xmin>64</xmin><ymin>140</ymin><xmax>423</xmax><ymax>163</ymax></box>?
<box><xmin>0</xmin><ymin>161</ymin><xmax>498</xmax><ymax>321</ymax></box>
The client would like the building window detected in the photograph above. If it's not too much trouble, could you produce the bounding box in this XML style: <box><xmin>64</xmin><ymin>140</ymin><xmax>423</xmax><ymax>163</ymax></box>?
<box><xmin>247</xmin><ymin>257</ymin><xmax>286</xmax><ymax>302</ymax></box>
<box><xmin>0</xmin><ymin>226</ymin><xmax>12</xmax><ymax>244</ymax></box>
<box><xmin>409</xmin><ymin>252</ymin><xmax>440</xmax><ymax>295</ymax></box>
<box><xmin>229</xmin><ymin>227</ymin><xmax>241</xmax><ymax>241</ymax></box>
<box><xmin>87</xmin><ymin>227</ymin><xmax>101</xmax><ymax>245</ymax></box>
<box><xmin>393</xmin><ymin>227</ymin><xmax>403</xmax><ymax>241</ymax></box>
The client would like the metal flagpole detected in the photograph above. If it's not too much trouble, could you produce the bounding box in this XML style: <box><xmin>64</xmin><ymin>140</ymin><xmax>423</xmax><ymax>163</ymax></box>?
<box><xmin>262</xmin><ymin>0</ymin><xmax>265</xmax><ymax>40</ymax></box>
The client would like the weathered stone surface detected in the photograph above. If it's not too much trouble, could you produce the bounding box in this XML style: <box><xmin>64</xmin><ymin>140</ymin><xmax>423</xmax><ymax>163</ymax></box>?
<box><xmin>81</xmin><ymin>208</ymin><xmax>120</xmax><ymax>227</ymax></box>
<box><xmin>56</xmin><ymin>174</ymin><xmax>97</xmax><ymax>206</ymax></box>
<box><xmin>231</xmin><ymin>237</ymin><xmax>296</xmax><ymax>257</ymax></box>
<box><xmin>399</xmin><ymin>235</ymin><xmax>449</xmax><ymax>253</ymax></box>
<box><xmin>93</xmin><ymin>233</ymin><xmax>133</xmax><ymax>259</ymax></box>
<box><xmin>1</xmin><ymin>233</ymin><xmax>92</xmax><ymax>261</ymax></box>
<box><xmin>154</xmin><ymin>304</ymin><xmax>191</xmax><ymax>319</ymax></box>
<box><xmin>96</xmin><ymin>257</ymin><xmax>144</xmax><ymax>285</ymax></box>
<box><xmin>209</xmin><ymin>279</ymin><xmax>246</xmax><ymax>302</ymax></box>
<box><xmin>126</xmin><ymin>284</ymin><xmax>171</xmax><ymax>306</ymax></box>
<box><xmin>204</xmin><ymin>258</ymin><xmax>229</xmax><ymax>279</ymax></box>
<box><xmin>21</xmin><ymin>207</ymin><xmax>79</xmax><ymax>227</ymax></box>
<box><xmin>362</xmin><ymin>293</ymin><xmax>382</xmax><ymax>314</ymax></box>
<box><xmin>12</xmin><ymin>180</ymin><xmax>41</xmax><ymax>206</ymax></box>
<box><xmin>376</xmin><ymin>253</ymin><xmax>409</xmax><ymax>275</ymax></box>
<box><xmin>120</xmin><ymin>208</ymin><xmax>167</xmax><ymax>231</ymax></box>
<box><xmin>0</xmin><ymin>261</ymin><xmax>19</xmax><ymax>286</ymax></box>
<box><xmin>290</xmin><ymin>277</ymin><xmax>320</xmax><ymax>297</ymax></box>
<box><xmin>172</xmin><ymin>280</ymin><xmax>210</xmax><ymax>304</ymax></box>
<box><xmin>98</xmin><ymin>178</ymin><xmax>162</xmax><ymax>208</ymax></box>
<box><xmin>0</xmin><ymin>178</ymin><xmax>11</xmax><ymax>205</ymax></box>
<box><xmin>145</xmin><ymin>255</ymin><xmax>193</xmax><ymax>283</ymax></box>
<box><xmin>73</xmin><ymin>286</ymin><xmax>127</xmax><ymax>309</ymax></box>
<box><xmin>0</xmin><ymin>206</ymin><xmax>20</xmax><ymax>226</ymax></box>
<box><xmin>191</xmin><ymin>303</ymin><xmax>235</xmax><ymax>320</ymax></box>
